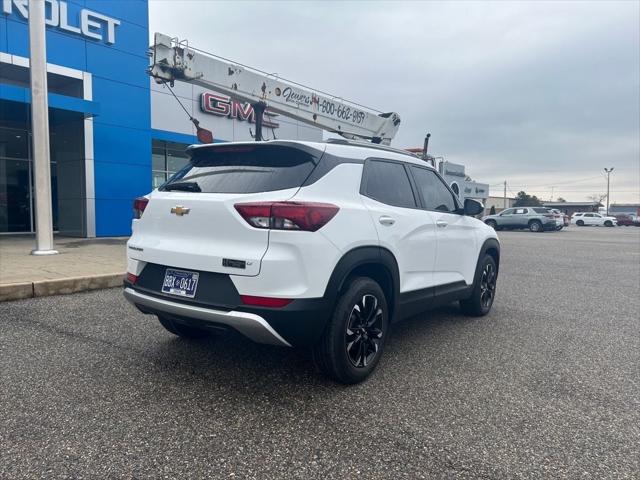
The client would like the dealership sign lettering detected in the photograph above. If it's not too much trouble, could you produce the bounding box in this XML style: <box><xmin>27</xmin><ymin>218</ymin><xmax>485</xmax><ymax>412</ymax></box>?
<box><xmin>3</xmin><ymin>0</ymin><xmax>120</xmax><ymax>45</ymax></box>
<box><xmin>201</xmin><ymin>92</ymin><xmax>279</xmax><ymax>129</ymax></box>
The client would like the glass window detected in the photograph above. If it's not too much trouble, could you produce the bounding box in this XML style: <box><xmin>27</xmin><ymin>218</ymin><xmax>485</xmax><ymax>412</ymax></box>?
<box><xmin>409</xmin><ymin>166</ymin><xmax>457</xmax><ymax>213</ymax></box>
<box><xmin>363</xmin><ymin>160</ymin><xmax>416</xmax><ymax>208</ymax></box>
<box><xmin>163</xmin><ymin>144</ymin><xmax>319</xmax><ymax>194</ymax></box>
<box><xmin>152</xmin><ymin>139</ymin><xmax>192</xmax><ymax>189</ymax></box>
<box><xmin>533</xmin><ymin>208</ymin><xmax>549</xmax><ymax>214</ymax></box>
<box><xmin>501</xmin><ymin>208</ymin><xmax>515</xmax><ymax>215</ymax></box>
<box><xmin>514</xmin><ymin>208</ymin><xmax>527</xmax><ymax>215</ymax></box>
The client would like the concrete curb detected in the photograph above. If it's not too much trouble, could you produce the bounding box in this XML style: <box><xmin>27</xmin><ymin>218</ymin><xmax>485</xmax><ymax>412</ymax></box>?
<box><xmin>0</xmin><ymin>273</ymin><xmax>125</xmax><ymax>302</ymax></box>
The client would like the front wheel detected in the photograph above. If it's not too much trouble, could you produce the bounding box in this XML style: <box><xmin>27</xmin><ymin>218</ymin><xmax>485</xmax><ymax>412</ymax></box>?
<box><xmin>313</xmin><ymin>277</ymin><xmax>389</xmax><ymax>384</ymax></box>
<box><xmin>604</xmin><ymin>220</ymin><xmax>613</xmax><ymax>227</ymax></box>
<box><xmin>460</xmin><ymin>254</ymin><xmax>498</xmax><ymax>317</ymax></box>
<box><xmin>576</xmin><ymin>220</ymin><xmax>584</xmax><ymax>226</ymax></box>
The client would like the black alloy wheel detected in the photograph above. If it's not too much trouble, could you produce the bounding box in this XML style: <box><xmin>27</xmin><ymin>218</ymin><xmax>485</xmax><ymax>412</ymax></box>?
<box><xmin>576</xmin><ymin>220</ymin><xmax>584</xmax><ymax>226</ymax></box>
<box><xmin>479</xmin><ymin>262</ymin><xmax>497</xmax><ymax>310</ymax></box>
<box><xmin>345</xmin><ymin>294</ymin><xmax>384</xmax><ymax>368</ymax></box>
<box><xmin>313</xmin><ymin>277</ymin><xmax>389</xmax><ymax>384</ymax></box>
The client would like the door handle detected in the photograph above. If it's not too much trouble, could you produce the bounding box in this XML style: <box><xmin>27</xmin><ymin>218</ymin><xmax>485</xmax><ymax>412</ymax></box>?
<box><xmin>379</xmin><ymin>215</ymin><xmax>396</xmax><ymax>226</ymax></box>
<box><xmin>436</xmin><ymin>220</ymin><xmax>448</xmax><ymax>228</ymax></box>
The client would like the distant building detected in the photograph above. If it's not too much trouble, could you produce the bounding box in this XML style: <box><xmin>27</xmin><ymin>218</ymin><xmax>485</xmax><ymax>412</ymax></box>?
<box><xmin>609</xmin><ymin>204</ymin><xmax>640</xmax><ymax>216</ymax></box>
<box><xmin>543</xmin><ymin>201</ymin><xmax>602</xmax><ymax>217</ymax></box>
<box><xmin>484</xmin><ymin>196</ymin><xmax>515</xmax><ymax>214</ymax></box>
<box><xmin>437</xmin><ymin>161</ymin><xmax>489</xmax><ymax>203</ymax></box>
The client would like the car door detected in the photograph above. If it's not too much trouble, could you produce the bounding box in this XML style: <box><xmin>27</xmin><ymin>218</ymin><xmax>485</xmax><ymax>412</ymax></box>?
<box><xmin>513</xmin><ymin>208</ymin><xmax>528</xmax><ymax>228</ymax></box>
<box><xmin>498</xmin><ymin>208</ymin><xmax>515</xmax><ymax>227</ymax></box>
<box><xmin>407</xmin><ymin>165</ymin><xmax>478</xmax><ymax>287</ymax></box>
<box><xmin>360</xmin><ymin>159</ymin><xmax>437</xmax><ymax>295</ymax></box>
<box><xmin>583</xmin><ymin>213</ymin><xmax>595</xmax><ymax>225</ymax></box>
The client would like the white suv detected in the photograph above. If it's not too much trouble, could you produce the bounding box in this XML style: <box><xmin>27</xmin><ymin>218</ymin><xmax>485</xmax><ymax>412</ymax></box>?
<box><xmin>123</xmin><ymin>140</ymin><xmax>500</xmax><ymax>383</ymax></box>
<box><xmin>571</xmin><ymin>212</ymin><xmax>617</xmax><ymax>227</ymax></box>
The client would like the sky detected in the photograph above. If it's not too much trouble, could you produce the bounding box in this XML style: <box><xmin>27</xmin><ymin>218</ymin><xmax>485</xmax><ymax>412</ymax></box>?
<box><xmin>149</xmin><ymin>0</ymin><xmax>640</xmax><ymax>203</ymax></box>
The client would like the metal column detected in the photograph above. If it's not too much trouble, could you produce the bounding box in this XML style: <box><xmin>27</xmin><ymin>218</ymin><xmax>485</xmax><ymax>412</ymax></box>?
<box><xmin>28</xmin><ymin>0</ymin><xmax>57</xmax><ymax>255</ymax></box>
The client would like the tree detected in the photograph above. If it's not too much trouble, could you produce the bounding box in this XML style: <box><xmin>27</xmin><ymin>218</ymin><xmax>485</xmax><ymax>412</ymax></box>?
<box><xmin>490</xmin><ymin>205</ymin><xmax>496</xmax><ymax>215</ymax></box>
<box><xmin>587</xmin><ymin>193</ymin><xmax>606</xmax><ymax>204</ymax></box>
<box><xmin>513</xmin><ymin>191</ymin><xmax>542</xmax><ymax>207</ymax></box>
<box><xmin>556</xmin><ymin>197</ymin><xmax>567</xmax><ymax>203</ymax></box>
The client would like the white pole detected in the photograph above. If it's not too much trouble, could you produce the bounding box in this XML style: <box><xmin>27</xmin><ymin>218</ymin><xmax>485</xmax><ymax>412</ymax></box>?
<box><xmin>29</xmin><ymin>0</ymin><xmax>57</xmax><ymax>255</ymax></box>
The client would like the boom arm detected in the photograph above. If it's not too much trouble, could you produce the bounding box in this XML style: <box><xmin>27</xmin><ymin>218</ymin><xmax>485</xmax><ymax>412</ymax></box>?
<box><xmin>148</xmin><ymin>33</ymin><xmax>401</xmax><ymax>144</ymax></box>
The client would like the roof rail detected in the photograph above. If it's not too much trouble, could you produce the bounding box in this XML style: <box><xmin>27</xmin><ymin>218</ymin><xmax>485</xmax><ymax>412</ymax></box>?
<box><xmin>325</xmin><ymin>138</ymin><xmax>422</xmax><ymax>160</ymax></box>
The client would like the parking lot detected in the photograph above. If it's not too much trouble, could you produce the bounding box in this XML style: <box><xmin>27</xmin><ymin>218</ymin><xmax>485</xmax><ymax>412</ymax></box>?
<box><xmin>1</xmin><ymin>227</ymin><xmax>638</xmax><ymax>479</ymax></box>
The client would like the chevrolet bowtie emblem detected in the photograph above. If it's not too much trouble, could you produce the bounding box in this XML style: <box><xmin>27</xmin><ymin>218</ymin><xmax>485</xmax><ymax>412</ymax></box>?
<box><xmin>171</xmin><ymin>206</ymin><xmax>190</xmax><ymax>216</ymax></box>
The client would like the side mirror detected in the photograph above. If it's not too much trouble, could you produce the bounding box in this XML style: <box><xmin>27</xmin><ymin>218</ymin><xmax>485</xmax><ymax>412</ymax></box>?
<box><xmin>464</xmin><ymin>198</ymin><xmax>484</xmax><ymax>216</ymax></box>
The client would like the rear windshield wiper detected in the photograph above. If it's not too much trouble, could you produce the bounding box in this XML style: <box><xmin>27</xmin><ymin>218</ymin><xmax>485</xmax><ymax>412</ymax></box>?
<box><xmin>161</xmin><ymin>181</ymin><xmax>201</xmax><ymax>192</ymax></box>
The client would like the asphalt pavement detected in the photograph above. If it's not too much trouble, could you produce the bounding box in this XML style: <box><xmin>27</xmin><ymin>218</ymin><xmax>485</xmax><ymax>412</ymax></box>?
<box><xmin>1</xmin><ymin>227</ymin><xmax>639</xmax><ymax>479</ymax></box>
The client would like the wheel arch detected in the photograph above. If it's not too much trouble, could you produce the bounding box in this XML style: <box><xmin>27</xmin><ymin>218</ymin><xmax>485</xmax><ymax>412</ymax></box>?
<box><xmin>325</xmin><ymin>246</ymin><xmax>400</xmax><ymax>321</ymax></box>
<box><xmin>478</xmin><ymin>237</ymin><xmax>500</xmax><ymax>278</ymax></box>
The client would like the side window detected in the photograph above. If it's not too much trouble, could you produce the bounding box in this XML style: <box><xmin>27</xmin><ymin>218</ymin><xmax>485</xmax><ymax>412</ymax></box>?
<box><xmin>501</xmin><ymin>208</ymin><xmax>515</xmax><ymax>215</ymax></box>
<box><xmin>514</xmin><ymin>208</ymin><xmax>527</xmax><ymax>215</ymax></box>
<box><xmin>362</xmin><ymin>160</ymin><xmax>416</xmax><ymax>208</ymax></box>
<box><xmin>584</xmin><ymin>213</ymin><xmax>593</xmax><ymax>217</ymax></box>
<box><xmin>409</xmin><ymin>166</ymin><xmax>458</xmax><ymax>213</ymax></box>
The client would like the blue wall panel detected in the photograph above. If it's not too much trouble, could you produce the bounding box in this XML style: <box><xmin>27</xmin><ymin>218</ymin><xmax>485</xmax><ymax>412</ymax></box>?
<box><xmin>2</xmin><ymin>0</ymin><xmax>152</xmax><ymax>237</ymax></box>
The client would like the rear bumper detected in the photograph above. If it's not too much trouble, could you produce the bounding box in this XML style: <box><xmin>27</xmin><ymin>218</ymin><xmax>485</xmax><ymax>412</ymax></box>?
<box><xmin>124</xmin><ymin>287</ymin><xmax>292</xmax><ymax>347</ymax></box>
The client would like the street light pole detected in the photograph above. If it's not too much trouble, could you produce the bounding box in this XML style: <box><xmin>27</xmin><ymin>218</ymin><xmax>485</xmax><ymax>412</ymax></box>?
<box><xmin>604</xmin><ymin>167</ymin><xmax>614</xmax><ymax>216</ymax></box>
<box><xmin>29</xmin><ymin>0</ymin><xmax>57</xmax><ymax>255</ymax></box>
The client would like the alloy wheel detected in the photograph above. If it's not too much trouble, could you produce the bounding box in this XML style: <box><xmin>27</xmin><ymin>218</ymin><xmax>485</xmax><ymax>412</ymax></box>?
<box><xmin>480</xmin><ymin>263</ymin><xmax>497</xmax><ymax>309</ymax></box>
<box><xmin>345</xmin><ymin>294</ymin><xmax>384</xmax><ymax>368</ymax></box>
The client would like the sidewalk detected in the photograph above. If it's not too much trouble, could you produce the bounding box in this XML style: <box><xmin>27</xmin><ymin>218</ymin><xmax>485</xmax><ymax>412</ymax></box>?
<box><xmin>0</xmin><ymin>235</ymin><xmax>127</xmax><ymax>301</ymax></box>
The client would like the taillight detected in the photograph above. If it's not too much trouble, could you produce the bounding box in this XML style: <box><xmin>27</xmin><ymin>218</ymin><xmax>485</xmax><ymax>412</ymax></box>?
<box><xmin>133</xmin><ymin>197</ymin><xmax>149</xmax><ymax>219</ymax></box>
<box><xmin>240</xmin><ymin>295</ymin><xmax>292</xmax><ymax>308</ymax></box>
<box><xmin>126</xmin><ymin>272</ymin><xmax>138</xmax><ymax>284</ymax></box>
<box><xmin>234</xmin><ymin>202</ymin><xmax>339</xmax><ymax>232</ymax></box>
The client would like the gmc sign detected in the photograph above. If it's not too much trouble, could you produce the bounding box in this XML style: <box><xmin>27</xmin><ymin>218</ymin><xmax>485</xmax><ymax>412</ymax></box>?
<box><xmin>200</xmin><ymin>92</ymin><xmax>279</xmax><ymax>129</ymax></box>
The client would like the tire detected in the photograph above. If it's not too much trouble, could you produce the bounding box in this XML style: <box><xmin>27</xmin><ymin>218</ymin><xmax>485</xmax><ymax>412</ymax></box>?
<box><xmin>576</xmin><ymin>220</ymin><xmax>584</xmax><ymax>226</ymax></box>
<box><xmin>555</xmin><ymin>226</ymin><xmax>563</xmax><ymax>231</ymax></box>
<box><xmin>529</xmin><ymin>220</ymin><xmax>543</xmax><ymax>232</ymax></box>
<box><xmin>158</xmin><ymin>316</ymin><xmax>209</xmax><ymax>339</ymax></box>
<box><xmin>460</xmin><ymin>254</ymin><xmax>498</xmax><ymax>317</ymax></box>
<box><xmin>604</xmin><ymin>220</ymin><xmax>613</xmax><ymax>227</ymax></box>
<box><xmin>312</xmin><ymin>277</ymin><xmax>389</xmax><ymax>384</ymax></box>
<box><xmin>485</xmin><ymin>220</ymin><xmax>497</xmax><ymax>230</ymax></box>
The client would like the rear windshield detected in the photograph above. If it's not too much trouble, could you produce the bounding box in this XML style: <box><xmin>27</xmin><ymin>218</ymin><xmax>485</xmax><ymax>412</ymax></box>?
<box><xmin>532</xmin><ymin>208</ymin><xmax>550</xmax><ymax>213</ymax></box>
<box><xmin>161</xmin><ymin>145</ymin><xmax>319</xmax><ymax>194</ymax></box>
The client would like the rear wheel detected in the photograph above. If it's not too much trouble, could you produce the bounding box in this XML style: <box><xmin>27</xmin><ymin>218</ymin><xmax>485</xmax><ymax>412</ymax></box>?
<box><xmin>576</xmin><ymin>220</ymin><xmax>584</xmax><ymax>226</ymax></box>
<box><xmin>158</xmin><ymin>316</ymin><xmax>209</xmax><ymax>339</ymax></box>
<box><xmin>313</xmin><ymin>277</ymin><xmax>389</xmax><ymax>384</ymax></box>
<box><xmin>529</xmin><ymin>220</ymin><xmax>543</xmax><ymax>232</ymax></box>
<box><xmin>460</xmin><ymin>254</ymin><xmax>497</xmax><ymax>316</ymax></box>
<box><xmin>485</xmin><ymin>219</ymin><xmax>497</xmax><ymax>230</ymax></box>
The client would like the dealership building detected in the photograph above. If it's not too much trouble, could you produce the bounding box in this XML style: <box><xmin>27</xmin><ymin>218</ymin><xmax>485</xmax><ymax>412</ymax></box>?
<box><xmin>0</xmin><ymin>0</ymin><xmax>320</xmax><ymax>237</ymax></box>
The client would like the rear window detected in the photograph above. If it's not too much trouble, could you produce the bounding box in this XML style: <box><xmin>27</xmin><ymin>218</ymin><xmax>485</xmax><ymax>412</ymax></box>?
<box><xmin>161</xmin><ymin>145</ymin><xmax>319</xmax><ymax>194</ymax></box>
<box><xmin>532</xmin><ymin>208</ymin><xmax>549</xmax><ymax>214</ymax></box>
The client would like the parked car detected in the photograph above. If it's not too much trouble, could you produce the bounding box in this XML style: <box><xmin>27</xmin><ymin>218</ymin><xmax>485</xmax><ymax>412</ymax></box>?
<box><xmin>547</xmin><ymin>208</ymin><xmax>569</xmax><ymax>230</ymax></box>
<box><xmin>482</xmin><ymin>206</ymin><xmax>557</xmax><ymax>232</ymax></box>
<box><xmin>614</xmin><ymin>214</ymin><xmax>635</xmax><ymax>226</ymax></box>
<box><xmin>123</xmin><ymin>140</ymin><xmax>499</xmax><ymax>384</ymax></box>
<box><xmin>571</xmin><ymin>212</ymin><xmax>617</xmax><ymax>227</ymax></box>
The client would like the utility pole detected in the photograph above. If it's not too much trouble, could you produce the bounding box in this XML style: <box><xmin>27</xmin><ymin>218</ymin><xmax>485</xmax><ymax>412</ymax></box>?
<box><xmin>29</xmin><ymin>0</ymin><xmax>57</xmax><ymax>255</ymax></box>
<box><xmin>604</xmin><ymin>167</ymin><xmax>614</xmax><ymax>216</ymax></box>
<box><xmin>503</xmin><ymin>180</ymin><xmax>507</xmax><ymax>209</ymax></box>
<box><xmin>550</xmin><ymin>186</ymin><xmax>555</xmax><ymax>202</ymax></box>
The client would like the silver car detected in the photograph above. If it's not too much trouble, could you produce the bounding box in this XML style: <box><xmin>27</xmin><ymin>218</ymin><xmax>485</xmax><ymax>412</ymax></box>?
<box><xmin>482</xmin><ymin>207</ymin><xmax>557</xmax><ymax>232</ymax></box>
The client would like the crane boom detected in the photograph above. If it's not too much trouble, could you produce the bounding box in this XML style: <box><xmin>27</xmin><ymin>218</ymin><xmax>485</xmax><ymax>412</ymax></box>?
<box><xmin>148</xmin><ymin>33</ymin><xmax>401</xmax><ymax>144</ymax></box>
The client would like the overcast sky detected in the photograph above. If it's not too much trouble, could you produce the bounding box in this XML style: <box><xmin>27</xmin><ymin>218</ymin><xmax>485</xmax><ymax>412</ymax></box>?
<box><xmin>150</xmin><ymin>1</ymin><xmax>640</xmax><ymax>203</ymax></box>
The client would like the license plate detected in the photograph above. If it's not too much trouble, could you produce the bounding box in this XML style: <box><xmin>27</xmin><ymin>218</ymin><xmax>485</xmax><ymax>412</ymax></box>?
<box><xmin>162</xmin><ymin>269</ymin><xmax>199</xmax><ymax>298</ymax></box>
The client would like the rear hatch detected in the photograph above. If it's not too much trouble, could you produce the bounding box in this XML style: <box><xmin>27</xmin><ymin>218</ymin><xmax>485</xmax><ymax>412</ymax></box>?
<box><xmin>129</xmin><ymin>142</ymin><xmax>324</xmax><ymax>276</ymax></box>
